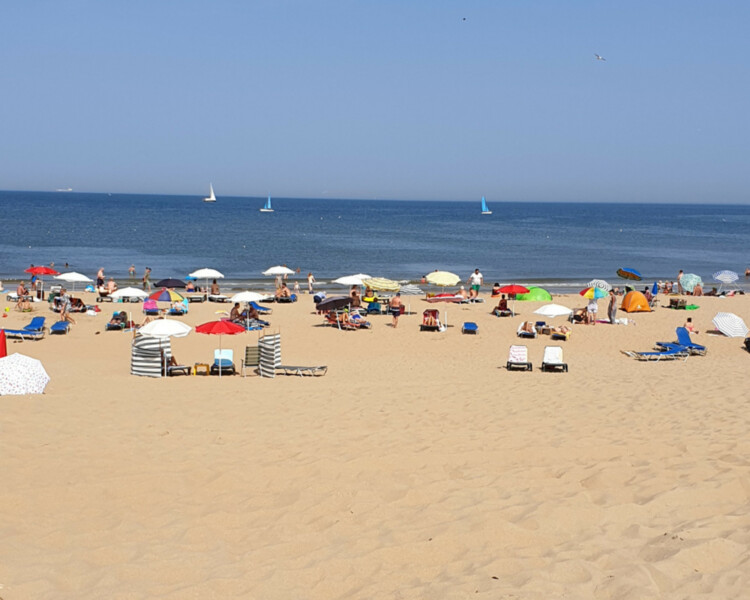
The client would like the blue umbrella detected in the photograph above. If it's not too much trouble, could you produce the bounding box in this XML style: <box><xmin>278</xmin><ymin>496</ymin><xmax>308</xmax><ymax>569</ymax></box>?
<box><xmin>651</xmin><ymin>281</ymin><xmax>659</xmax><ymax>296</ymax></box>
<box><xmin>617</xmin><ymin>267</ymin><xmax>642</xmax><ymax>281</ymax></box>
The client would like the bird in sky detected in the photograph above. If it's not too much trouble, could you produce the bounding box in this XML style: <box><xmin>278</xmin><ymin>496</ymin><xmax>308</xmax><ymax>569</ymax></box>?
<box><xmin>594</xmin><ymin>54</ymin><xmax>606</xmax><ymax>61</ymax></box>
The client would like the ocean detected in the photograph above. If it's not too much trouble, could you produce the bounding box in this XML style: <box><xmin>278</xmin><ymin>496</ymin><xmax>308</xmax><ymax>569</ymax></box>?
<box><xmin>2</xmin><ymin>190</ymin><xmax>749</xmax><ymax>293</ymax></box>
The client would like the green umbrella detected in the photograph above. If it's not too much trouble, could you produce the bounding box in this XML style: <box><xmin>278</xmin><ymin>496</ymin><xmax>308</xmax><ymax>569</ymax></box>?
<box><xmin>516</xmin><ymin>286</ymin><xmax>552</xmax><ymax>302</ymax></box>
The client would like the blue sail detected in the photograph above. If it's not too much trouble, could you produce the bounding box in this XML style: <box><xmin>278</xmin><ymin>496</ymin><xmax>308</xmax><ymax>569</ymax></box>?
<box><xmin>481</xmin><ymin>196</ymin><xmax>491</xmax><ymax>213</ymax></box>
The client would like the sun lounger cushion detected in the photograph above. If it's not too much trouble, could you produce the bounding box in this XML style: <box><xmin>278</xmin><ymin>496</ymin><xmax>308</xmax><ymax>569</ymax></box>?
<box><xmin>462</xmin><ymin>322</ymin><xmax>478</xmax><ymax>334</ymax></box>
<box><xmin>507</xmin><ymin>345</ymin><xmax>532</xmax><ymax>371</ymax></box>
<box><xmin>50</xmin><ymin>321</ymin><xmax>70</xmax><ymax>334</ymax></box>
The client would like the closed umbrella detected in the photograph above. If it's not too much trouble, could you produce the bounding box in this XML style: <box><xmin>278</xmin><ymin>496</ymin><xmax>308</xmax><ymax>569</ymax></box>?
<box><xmin>0</xmin><ymin>330</ymin><xmax>6</xmax><ymax>359</ymax></box>
<box><xmin>712</xmin><ymin>312</ymin><xmax>748</xmax><ymax>338</ymax></box>
<box><xmin>680</xmin><ymin>273</ymin><xmax>702</xmax><ymax>294</ymax></box>
<box><xmin>195</xmin><ymin>320</ymin><xmax>245</xmax><ymax>378</ymax></box>
<box><xmin>0</xmin><ymin>353</ymin><xmax>50</xmax><ymax>395</ymax></box>
<box><xmin>533</xmin><ymin>304</ymin><xmax>573</xmax><ymax>319</ymax></box>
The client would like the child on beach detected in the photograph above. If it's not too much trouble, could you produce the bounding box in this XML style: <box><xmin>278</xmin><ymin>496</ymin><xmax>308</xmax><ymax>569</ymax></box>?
<box><xmin>685</xmin><ymin>317</ymin><xmax>699</xmax><ymax>334</ymax></box>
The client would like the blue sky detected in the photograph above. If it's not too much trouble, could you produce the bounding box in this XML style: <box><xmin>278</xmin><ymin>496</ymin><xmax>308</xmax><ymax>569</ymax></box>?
<box><xmin>2</xmin><ymin>1</ymin><xmax>748</xmax><ymax>202</ymax></box>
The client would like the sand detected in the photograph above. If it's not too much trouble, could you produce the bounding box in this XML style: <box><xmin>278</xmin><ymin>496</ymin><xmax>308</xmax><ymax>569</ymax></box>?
<box><xmin>1</xmin><ymin>291</ymin><xmax>749</xmax><ymax>599</ymax></box>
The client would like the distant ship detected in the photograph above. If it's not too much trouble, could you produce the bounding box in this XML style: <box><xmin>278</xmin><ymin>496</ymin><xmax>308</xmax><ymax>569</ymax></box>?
<box><xmin>259</xmin><ymin>195</ymin><xmax>274</xmax><ymax>212</ymax></box>
<box><xmin>56</xmin><ymin>187</ymin><xmax>73</xmax><ymax>192</ymax></box>
<box><xmin>481</xmin><ymin>196</ymin><xmax>492</xmax><ymax>215</ymax></box>
<box><xmin>203</xmin><ymin>183</ymin><xmax>216</xmax><ymax>203</ymax></box>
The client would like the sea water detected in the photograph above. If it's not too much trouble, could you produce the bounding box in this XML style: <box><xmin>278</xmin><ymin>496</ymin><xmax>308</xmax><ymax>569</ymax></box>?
<box><xmin>1</xmin><ymin>190</ymin><xmax>749</xmax><ymax>293</ymax></box>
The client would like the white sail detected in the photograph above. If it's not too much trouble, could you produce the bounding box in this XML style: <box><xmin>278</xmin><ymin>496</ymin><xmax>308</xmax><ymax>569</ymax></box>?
<box><xmin>204</xmin><ymin>183</ymin><xmax>216</xmax><ymax>203</ymax></box>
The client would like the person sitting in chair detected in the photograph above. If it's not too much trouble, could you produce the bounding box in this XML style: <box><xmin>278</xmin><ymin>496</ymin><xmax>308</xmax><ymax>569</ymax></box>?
<box><xmin>491</xmin><ymin>282</ymin><xmax>502</xmax><ymax>297</ymax></box>
<box><xmin>276</xmin><ymin>283</ymin><xmax>291</xmax><ymax>298</ymax></box>
<box><xmin>185</xmin><ymin>281</ymin><xmax>196</xmax><ymax>292</ymax></box>
<box><xmin>456</xmin><ymin>286</ymin><xmax>468</xmax><ymax>300</ymax></box>
<box><xmin>492</xmin><ymin>295</ymin><xmax>510</xmax><ymax>316</ymax></box>
<box><xmin>230</xmin><ymin>303</ymin><xmax>243</xmax><ymax>322</ymax></box>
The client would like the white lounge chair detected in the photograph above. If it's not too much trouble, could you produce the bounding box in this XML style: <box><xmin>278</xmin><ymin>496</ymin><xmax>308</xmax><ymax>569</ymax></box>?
<box><xmin>541</xmin><ymin>346</ymin><xmax>568</xmax><ymax>372</ymax></box>
<box><xmin>507</xmin><ymin>345</ymin><xmax>532</xmax><ymax>371</ymax></box>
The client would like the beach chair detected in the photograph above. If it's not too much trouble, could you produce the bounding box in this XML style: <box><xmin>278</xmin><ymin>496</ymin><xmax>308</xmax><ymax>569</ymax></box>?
<box><xmin>2</xmin><ymin>316</ymin><xmax>47</xmax><ymax>341</ymax></box>
<box><xmin>462</xmin><ymin>322</ymin><xmax>478</xmax><ymax>334</ymax></box>
<box><xmin>365</xmin><ymin>302</ymin><xmax>382</xmax><ymax>315</ymax></box>
<box><xmin>517</xmin><ymin>321</ymin><xmax>537</xmax><ymax>338</ymax></box>
<box><xmin>541</xmin><ymin>346</ymin><xmax>568</xmax><ymax>372</ymax></box>
<box><xmin>348</xmin><ymin>312</ymin><xmax>372</xmax><ymax>329</ymax></box>
<box><xmin>280</xmin><ymin>365</ymin><xmax>328</xmax><ymax>377</ymax></box>
<box><xmin>550</xmin><ymin>327</ymin><xmax>571</xmax><ymax>341</ymax></box>
<box><xmin>420</xmin><ymin>309</ymin><xmax>443</xmax><ymax>332</ymax></box>
<box><xmin>276</xmin><ymin>293</ymin><xmax>297</xmax><ymax>303</ymax></box>
<box><xmin>166</xmin><ymin>354</ymin><xmax>192</xmax><ymax>376</ymax></box>
<box><xmin>621</xmin><ymin>346</ymin><xmax>689</xmax><ymax>362</ymax></box>
<box><xmin>106</xmin><ymin>311</ymin><xmax>128</xmax><ymax>331</ymax></box>
<box><xmin>673</xmin><ymin>327</ymin><xmax>707</xmax><ymax>355</ymax></box>
<box><xmin>211</xmin><ymin>349</ymin><xmax>235</xmax><ymax>375</ymax></box>
<box><xmin>142</xmin><ymin>300</ymin><xmax>160</xmax><ymax>316</ymax></box>
<box><xmin>250</xmin><ymin>301</ymin><xmax>272</xmax><ymax>315</ymax></box>
<box><xmin>50</xmin><ymin>320</ymin><xmax>70</xmax><ymax>335</ymax></box>
<box><xmin>241</xmin><ymin>345</ymin><xmax>260</xmax><ymax>377</ymax></box>
<box><xmin>506</xmin><ymin>345</ymin><xmax>532</xmax><ymax>371</ymax></box>
<box><xmin>325</xmin><ymin>310</ymin><xmax>356</xmax><ymax>330</ymax></box>
<box><xmin>168</xmin><ymin>299</ymin><xmax>188</xmax><ymax>316</ymax></box>
<box><xmin>208</xmin><ymin>294</ymin><xmax>230</xmax><ymax>303</ymax></box>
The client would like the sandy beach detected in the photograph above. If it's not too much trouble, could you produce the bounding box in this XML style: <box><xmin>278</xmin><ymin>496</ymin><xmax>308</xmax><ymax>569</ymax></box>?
<box><xmin>1</xmin><ymin>291</ymin><xmax>749</xmax><ymax>599</ymax></box>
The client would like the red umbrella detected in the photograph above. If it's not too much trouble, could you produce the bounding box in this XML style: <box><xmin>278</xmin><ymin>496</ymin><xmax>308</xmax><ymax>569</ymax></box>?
<box><xmin>0</xmin><ymin>330</ymin><xmax>6</xmax><ymax>359</ymax></box>
<box><xmin>499</xmin><ymin>284</ymin><xmax>530</xmax><ymax>315</ymax></box>
<box><xmin>25</xmin><ymin>266</ymin><xmax>60</xmax><ymax>276</ymax></box>
<box><xmin>195</xmin><ymin>320</ymin><xmax>245</xmax><ymax>377</ymax></box>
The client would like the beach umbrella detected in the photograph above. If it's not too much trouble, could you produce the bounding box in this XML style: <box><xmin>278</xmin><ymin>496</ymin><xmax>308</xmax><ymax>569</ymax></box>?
<box><xmin>263</xmin><ymin>265</ymin><xmax>295</xmax><ymax>277</ymax></box>
<box><xmin>534</xmin><ymin>304</ymin><xmax>573</xmax><ymax>319</ymax></box>
<box><xmin>499</xmin><ymin>284</ymin><xmax>530</xmax><ymax>296</ymax></box>
<box><xmin>316</xmin><ymin>296</ymin><xmax>352</xmax><ymax>312</ymax></box>
<box><xmin>148</xmin><ymin>288</ymin><xmax>185</xmax><ymax>303</ymax></box>
<box><xmin>712</xmin><ymin>312</ymin><xmax>748</xmax><ymax>338</ymax></box>
<box><xmin>587</xmin><ymin>279</ymin><xmax>612</xmax><ymax>292</ymax></box>
<box><xmin>139</xmin><ymin>319</ymin><xmax>192</xmax><ymax>339</ymax></box>
<box><xmin>54</xmin><ymin>272</ymin><xmax>93</xmax><ymax>293</ymax></box>
<box><xmin>333</xmin><ymin>274</ymin><xmax>372</xmax><ymax>286</ymax></box>
<box><xmin>617</xmin><ymin>267</ymin><xmax>642</xmax><ymax>281</ymax></box>
<box><xmin>0</xmin><ymin>330</ymin><xmax>6</xmax><ymax>359</ymax></box>
<box><xmin>0</xmin><ymin>353</ymin><xmax>50</xmax><ymax>395</ymax></box>
<box><xmin>189</xmin><ymin>268</ymin><xmax>224</xmax><ymax>297</ymax></box>
<box><xmin>230</xmin><ymin>291</ymin><xmax>265</xmax><ymax>304</ymax></box>
<box><xmin>25</xmin><ymin>266</ymin><xmax>59</xmax><ymax>276</ymax></box>
<box><xmin>196</xmin><ymin>320</ymin><xmax>245</xmax><ymax>378</ymax></box>
<box><xmin>425</xmin><ymin>271</ymin><xmax>461</xmax><ymax>287</ymax></box>
<box><xmin>516</xmin><ymin>286</ymin><xmax>553</xmax><ymax>302</ymax></box>
<box><xmin>651</xmin><ymin>281</ymin><xmax>659</xmax><ymax>296</ymax></box>
<box><xmin>713</xmin><ymin>270</ymin><xmax>739</xmax><ymax>284</ymax></box>
<box><xmin>110</xmin><ymin>287</ymin><xmax>148</xmax><ymax>300</ymax></box>
<box><xmin>579</xmin><ymin>286</ymin><xmax>608</xmax><ymax>299</ymax></box>
<box><xmin>154</xmin><ymin>278</ymin><xmax>187</xmax><ymax>289</ymax></box>
<box><xmin>680</xmin><ymin>273</ymin><xmax>702</xmax><ymax>294</ymax></box>
<box><xmin>363</xmin><ymin>277</ymin><xmax>400</xmax><ymax>292</ymax></box>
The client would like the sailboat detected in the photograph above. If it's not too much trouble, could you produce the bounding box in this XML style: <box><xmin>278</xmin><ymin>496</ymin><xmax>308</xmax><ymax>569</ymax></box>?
<box><xmin>203</xmin><ymin>183</ymin><xmax>216</xmax><ymax>203</ymax></box>
<box><xmin>259</xmin><ymin>195</ymin><xmax>274</xmax><ymax>213</ymax></box>
<box><xmin>481</xmin><ymin>196</ymin><xmax>492</xmax><ymax>215</ymax></box>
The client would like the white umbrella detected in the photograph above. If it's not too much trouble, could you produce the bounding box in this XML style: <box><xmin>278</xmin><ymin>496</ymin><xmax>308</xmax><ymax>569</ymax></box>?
<box><xmin>713</xmin><ymin>270</ymin><xmax>739</xmax><ymax>293</ymax></box>
<box><xmin>231</xmin><ymin>291</ymin><xmax>265</xmax><ymax>303</ymax></box>
<box><xmin>587</xmin><ymin>279</ymin><xmax>612</xmax><ymax>292</ymax></box>
<box><xmin>0</xmin><ymin>353</ymin><xmax>50</xmax><ymax>395</ymax></box>
<box><xmin>534</xmin><ymin>304</ymin><xmax>574</xmax><ymax>318</ymax></box>
<box><xmin>110</xmin><ymin>287</ymin><xmax>149</xmax><ymax>300</ymax></box>
<box><xmin>425</xmin><ymin>271</ymin><xmax>461</xmax><ymax>287</ymax></box>
<box><xmin>712</xmin><ymin>312</ymin><xmax>748</xmax><ymax>338</ymax></box>
<box><xmin>139</xmin><ymin>319</ymin><xmax>192</xmax><ymax>339</ymax></box>
<box><xmin>54</xmin><ymin>271</ymin><xmax>94</xmax><ymax>293</ymax></box>
<box><xmin>189</xmin><ymin>268</ymin><xmax>224</xmax><ymax>298</ymax></box>
<box><xmin>263</xmin><ymin>265</ymin><xmax>295</xmax><ymax>276</ymax></box>
<box><xmin>333</xmin><ymin>274</ymin><xmax>372</xmax><ymax>286</ymax></box>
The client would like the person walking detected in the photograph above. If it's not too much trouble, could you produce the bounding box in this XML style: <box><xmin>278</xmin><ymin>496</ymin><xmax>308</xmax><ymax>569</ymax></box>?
<box><xmin>389</xmin><ymin>293</ymin><xmax>403</xmax><ymax>328</ymax></box>
<box><xmin>129</xmin><ymin>264</ymin><xmax>136</xmax><ymax>282</ymax></box>
<box><xmin>142</xmin><ymin>267</ymin><xmax>152</xmax><ymax>292</ymax></box>
<box><xmin>307</xmin><ymin>272</ymin><xmax>315</xmax><ymax>294</ymax></box>
<box><xmin>607</xmin><ymin>289</ymin><xmax>617</xmax><ymax>324</ymax></box>
<box><xmin>466</xmin><ymin>268</ymin><xmax>483</xmax><ymax>300</ymax></box>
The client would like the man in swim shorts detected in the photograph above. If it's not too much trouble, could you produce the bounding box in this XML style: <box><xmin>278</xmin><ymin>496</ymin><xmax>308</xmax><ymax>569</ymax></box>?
<box><xmin>467</xmin><ymin>268</ymin><xmax>483</xmax><ymax>300</ymax></box>
<box><xmin>389</xmin><ymin>293</ymin><xmax>402</xmax><ymax>328</ymax></box>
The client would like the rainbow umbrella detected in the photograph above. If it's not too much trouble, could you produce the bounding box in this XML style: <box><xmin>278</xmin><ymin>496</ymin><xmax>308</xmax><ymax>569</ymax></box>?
<box><xmin>579</xmin><ymin>286</ymin><xmax>608</xmax><ymax>299</ymax></box>
<box><xmin>148</xmin><ymin>288</ymin><xmax>185</xmax><ymax>303</ymax></box>
<box><xmin>617</xmin><ymin>267</ymin><xmax>642</xmax><ymax>281</ymax></box>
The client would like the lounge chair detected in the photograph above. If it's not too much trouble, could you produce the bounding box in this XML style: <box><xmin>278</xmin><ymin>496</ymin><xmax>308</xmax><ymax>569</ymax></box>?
<box><xmin>208</xmin><ymin>294</ymin><xmax>230</xmax><ymax>303</ymax></box>
<box><xmin>2</xmin><ymin>316</ymin><xmax>47</xmax><ymax>341</ymax></box>
<box><xmin>621</xmin><ymin>346</ymin><xmax>689</xmax><ymax>362</ymax></box>
<box><xmin>241</xmin><ymin>345</ymin><xmax>260</xmax><ymax>377</ymax></box>
<box><xmin>507</xmin><ymin>345</ymin><xmax>532</xmax><ymax>371</ymax></box>
<box><xmin>541</xmin><ymin>346</ymin><xmax>568</xmax><ymax>372</ymax></box>
<box><xmin>365</xmin><ymin>302</ymin><xmax>382</xmax><ymax>315</ymax></box>
<box><xmin>50</xmin><ymin>320</ymin><xmax>70</xmax><ymax>335</ymax></box>
<box><xmin>168</xmin><ymin>299</ymin><xmax>189</xmax><ymax>316</ymax></box>
<box><xmin>106</xmin><ymin>311</ymin><xmax>129</xmax><ymax>331</ymax></box>
<box><xmin>280</xmin><ymin>365</ymin><xmax>328</xmax><ymax>377</ymax></box>
<box><xmin>462</xmin><ymin>322</ymin><xmax>478</xmax><ymax>334</ymax></box>
<box><xmin>550</xmin><ymin>327</ymin><xmax>571</xmax><ymax>341</ymax></box>
<box><xmin>249</xmin><ymin>301</ymin><xmax>272</xmax><ymax>315</ymax></box>
<box><xmin>517</xmin><ymin>322</ymin><xmax>537</xmax><ymax>338</ymax></box>
<box><xmin>421</xmin><ymin>309</ymin><xmax>443</xmax><ymax>332</ymax></box>
<box><xmin>325</xmin><ymin>311</ymin><xmax>357</xmax><ymax>331</ymax></box>
<box><xmin>142</xmin><ymin>300</ymin><xmax>160</xmax><ymax>316</ymax></box>
<box><xmin>276</xmin><ymin>293</ymin><xmax>297</xmax><ymax>303</ymax></box>
<box><xmin>210</xmin><ymin>349</ymin><xmax>235</xmax><ymax>375</ymax></box>
<box><xmin>671</xmin><ymin>327</ymin><xmax>707</xmax><ymax>355</ymax></box>
<box><xmin>166</xmin><ymin>356</ymin><xmax>192</xmax><ymax>376</ymax></box>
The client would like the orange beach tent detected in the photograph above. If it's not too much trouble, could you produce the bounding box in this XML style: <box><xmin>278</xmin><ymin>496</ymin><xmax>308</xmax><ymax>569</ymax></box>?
<box><xmin>620</xmin><ymin>290</ymin><xmax>651</xmax><ymax>313</ymax></box>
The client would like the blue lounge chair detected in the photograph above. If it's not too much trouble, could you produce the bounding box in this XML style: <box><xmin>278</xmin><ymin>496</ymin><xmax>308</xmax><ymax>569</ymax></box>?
<box><xmin>2</xmin><ymin>316</ymin><xmax>47</xmax><ymax>340</ymax></box>
<box><xmin>673</xmin><ymin>327</ymin><xmax>707</xmax><ymax>355</ymax></box>
<box><xmin>249</xmin><ymin>301</ymin><xmax>272</xmax><ymax>315</ymax></box>
<box><xmin>50</xmin><ymin>320</ymin><xmax>70</xmax><ymax>335</ymax></box>
<box><xmin>210</xmin><ymin>349</ymin><xmax>235</xmax><ymax>375</ymax></box>
<box><xmin>621</xmin><ymin>346</ymin><xmax>689</xmax><ymax>361</ymax></box>
<box><xmin>462</xmin><ymin>322</ymin><xmax>478</xmax><ymax>334</ymax></box>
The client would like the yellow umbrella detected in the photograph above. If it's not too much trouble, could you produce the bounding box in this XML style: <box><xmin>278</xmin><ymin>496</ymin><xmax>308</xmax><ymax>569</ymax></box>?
<box><xmin>362</xmin><ymin>277</ymin><xmax>400</xmax><ymax>292</ymax></box>
<box><xmin>425</xmin><ymin>271</ymin><xmax>461</xmax><ymax>287</ymax></box>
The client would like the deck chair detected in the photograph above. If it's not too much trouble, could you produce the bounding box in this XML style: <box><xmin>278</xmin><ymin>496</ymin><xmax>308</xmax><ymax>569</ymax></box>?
<box><xmin>168</xmin><ymin>299</ymin><xmax>188</xmax><ymax>316</ymax></box>
<box><xmin>166</xmin><ymin>355</ymin><xmax>192</xmax><ymax>376</ymax></box>
<box><xmin>517</xmin><ymin>322</ymin><xmax>537</xmax><ymax>338</ymax></box>
<box><xmin>541</xmin><ymin>346</ymin><xmax>568</xmax><ymax>372</ymax></box>
<box><xmin>462</xmin><ymin>322</ymin><xmax>478</xmax><ymax>334</ymax></box>
<box><xmin>280</xmin><ymin>365</ymin><xmax>328</xmax><ymax>376</ymax></box>
<box><xmin>2</xmin><ymin>316</ymin><xmax>47</xmax><ymax>341</ymax></box>
<box><xmin>366</xmin><ymin>302</ymin><xmax>382</xmax><ymax>315</ymax></box>
<box><xmin>50</xmin><ymin>320</ymin><xmax>70</xmax><ymax>335</ymax></box>
<box><xmin>507</xmin><ymin>345</ymin><xmax>532</xmax><ymax>371</ymax></box>
<box><xmin>208</xmin><ymin>294</ymin><xmax>230</xmax><ymax>303</ymax></box>
<box><xmin>621</xmin><ymin>346</ymin><xmax>689</xmax><ymax>362</ymax></box>
<box><xmin>142</xmin><ymin>300</ymin><xmax>160</xmax><ymax>316</ymax></box>
<box><xmin>326</xmin><ymin>311</ymin><xmax>356</xmax><ymax>330</ymax></box>
<box><xmin>241</xmin><ymin>345</ymin><xmax>260</xmax><ymax>377</ymax></box>
<box><xmin>211</xmin><ymin>349</ymin><xmax>235</xmax><ymax>375</ymax></box>
<box><xmin>550</xmin><ymin>328</ymin><xmax>571</xmax><ymax>341</ymax></box>
<box><xmin>276</xmin><ymin>294</ymin><xmax>297</xmax><ymax>303</ymax></box>
<box><xmin>250</xmin><ymin>301</ymin><xmax>271</xmax><ymax>315</ymax></box>
<box><xmin>106</xmin><ymin>311</ymin><xmax>128</xmax><ymax>331</ymax></box>
<box><xmin>672</xmin><ymin>327</ymin><xmax>707</xmax><ymax>355</ymax></box>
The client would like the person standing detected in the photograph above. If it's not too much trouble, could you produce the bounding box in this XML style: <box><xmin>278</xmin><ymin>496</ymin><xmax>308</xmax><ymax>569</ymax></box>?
<box><xmin>389</xmin><ymin>293</ymin><xmax>403</xmax><ymax>328</ymax></box>
<box><xmin>607</xmin><ymin>289</ymin><xmax>617</xmax><ymax>324</ymax></box>
<box><xmin>677</xmin><ymin>269</ymin><xmax>684</xmax><ymax>295</ymax></box>
<box><xmin>587</xmin><ymin>297</ymin><xmax>598</xmax><ymax>325</ymax></box>
<box><xmin>307</xmin><ymin>272</ymin><xmax>315</xmax><ymax>294</ymax></box>
<box><xmin>60</xmin><ymin>288</ymin><xmax>76</xmax><ymax>324</ymax></box>
<box><xmin>129</xmin><ymin>264</ymin><xmax>136</xmax><ymax>281</ymax></box>
<box><xmin>467</xmin><ymin>268</ymin><xmax>483</xmax><ymax>300</ymax></box>
<box><xmin>142</xmin><ymin>267</ymin><xmax>152</xmax><ymax>292</ymax></box>
<box><xmin>96</xmin><ymin>267</ymin><xmax>105</xmax><ymax>287</ymax></box>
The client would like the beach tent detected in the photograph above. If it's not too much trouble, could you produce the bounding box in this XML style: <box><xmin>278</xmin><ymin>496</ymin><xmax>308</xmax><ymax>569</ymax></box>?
<box><xmin>620</xmin><ymin>290</ymin><xmax>651</xmax><ymax>313</ymax></box>
<box><xmin>516</xmin><ymin>286</ymin><xmax>552</xmax><ymax>302</ymax></box>
<box><xmin>131</xmin><ymin>335</ymin><xmax>171</xmax><ymax>377</ymax></box>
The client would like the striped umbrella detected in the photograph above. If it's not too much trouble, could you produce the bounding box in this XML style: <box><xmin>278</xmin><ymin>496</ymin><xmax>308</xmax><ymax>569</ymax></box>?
<box><xmin>579</xmin><ymin>286</ymin><xmax>608</xmax><ymax>299</ymax></box>
<box><xmin>363</xmin><ymin>277</ymin><xmax>400</xmax><ymax>292</ymax></box>
<box><xmin>713</xmin><ymin>270</ymin><xmax>739</xmax><ymax>284</ymax></box>
<box><xmin>712</xmin><ymin>312</ymin><xmax>748</xmax><ymax>338</ymax></box>
<box><xmin>587</xmin><ymin>279</ymin><xmax>612</xmax><ymax>291</ymax></box>
<box><xmin>148</xmin><ymin>288</ymin><xmax>185</xmax><ymax>303</ymax></box>
<box><xmin>398</xmin><ymin>284</ymin><xmax>423</xmax><ymax>295</ymax></box>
